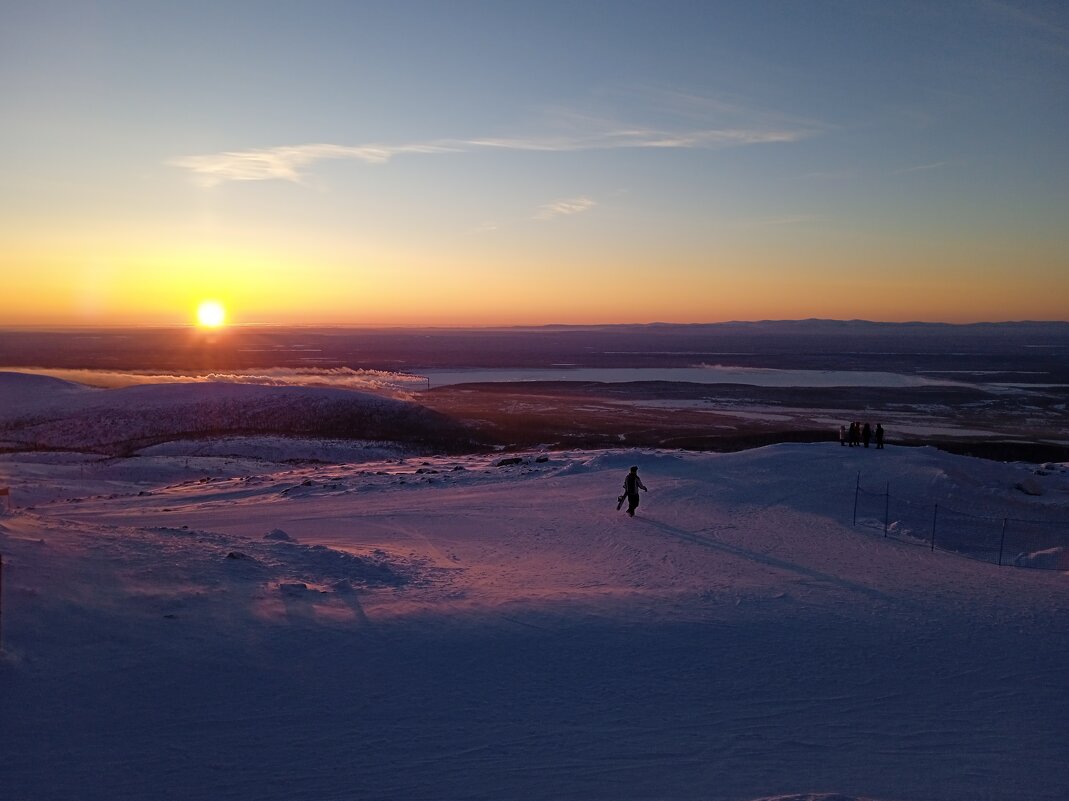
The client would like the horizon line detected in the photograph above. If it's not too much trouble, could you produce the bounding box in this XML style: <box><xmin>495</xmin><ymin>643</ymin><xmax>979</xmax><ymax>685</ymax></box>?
<box><xmin>2</xmin><ymin>318</ymin><xmax>1069</xmax><ymax>333</ymax></box>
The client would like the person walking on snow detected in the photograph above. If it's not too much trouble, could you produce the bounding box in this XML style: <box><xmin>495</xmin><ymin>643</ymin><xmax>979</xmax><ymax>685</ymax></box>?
<box><xmin>618</xmin><ymin>465</ymin><xmax>647</xmax><ymax>517</ymax></box>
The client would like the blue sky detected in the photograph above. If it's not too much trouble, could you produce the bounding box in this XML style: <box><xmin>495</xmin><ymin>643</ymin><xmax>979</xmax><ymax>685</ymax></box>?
<box><xmin>2</xmin><ymin>1</ymin><xmax>1067</xmax><ymax>325</ymax></box>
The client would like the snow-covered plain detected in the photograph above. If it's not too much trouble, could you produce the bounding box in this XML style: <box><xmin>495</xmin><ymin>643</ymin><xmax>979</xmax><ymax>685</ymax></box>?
<box><xmin>2</xmin><ymin>423</ymin><xmax>1068</xmax><ymax>801</ymax></box>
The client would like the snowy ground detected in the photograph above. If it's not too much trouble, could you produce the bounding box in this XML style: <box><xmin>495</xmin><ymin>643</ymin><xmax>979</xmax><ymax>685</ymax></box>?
<box><xmin>2</xmin><ymin>438</ymin><xmax>1067</xmax><ymax>801</ymax></box>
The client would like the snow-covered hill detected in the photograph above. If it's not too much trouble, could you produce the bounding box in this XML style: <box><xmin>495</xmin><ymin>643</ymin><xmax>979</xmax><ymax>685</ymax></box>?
<box><xmin>0</xmin><ymin>370</ymin><xmax>99</xmax><ymax>417</ymax></box>
<box><xmin>1</xmin><ymin>440</ymin><xmax>1067</xmax><ymax>801</ymax></box>
<box><xmin>0</xmin><ymin>371</ymin><xmax>474</xmax><ymax>454</ymax></box>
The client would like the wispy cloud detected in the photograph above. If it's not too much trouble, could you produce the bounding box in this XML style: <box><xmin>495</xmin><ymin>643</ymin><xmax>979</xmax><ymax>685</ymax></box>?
<box><xmin>172</xmin><ymin>143</ymin><xmax>459</xmax><ymax>186</ymax></box>
<box><xmin>894</xmin><ymin>161</ymin><xmax>949</xmax><ymax>174</ymax></box>
<box><xmin>172</xmin><ymin>126</ymin><xmax>810</xmax><ymax>186</ymax></box>
<box><xmin>468</xmin><ymin>127</ymin><xmax>800</xmax><ymax>152</ymax></box>
<box><xmin>535</xmin><ymin>197</ymin><xmax>597</xmax><ymax>221</ymax></box>
<box><xmin>982</xmin><ymin>1</ymin><xmax>1069</xmax><ymax>51</ymax></box>
<box><xmin>634</xmin><ymin>86</ymin><xmax>830</xmax><ymax>133</ymax></box>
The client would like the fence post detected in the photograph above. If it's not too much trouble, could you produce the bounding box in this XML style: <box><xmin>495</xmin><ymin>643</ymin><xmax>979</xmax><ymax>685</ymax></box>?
<box><xmin>998</xmin><ymin>518</ymin><xmax>1008</xmax><ymax>566</ymax></box>
<box><xmin>852</xmin><ymin>472</ymin><xmax>860</xmax><ymax>526</ymax></box>
<box><xmin>883</xmin><ymin>482</ymin><xmax>890</xmax><ymax>537</ymax></box>
<box><xmin>931</xmin><ymin>504</ymin><xmax>938</xmax><ymax>552</ymax></box>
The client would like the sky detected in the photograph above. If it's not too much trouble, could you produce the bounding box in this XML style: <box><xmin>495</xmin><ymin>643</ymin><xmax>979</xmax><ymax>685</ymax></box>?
<box><xmin>2</xmin><ymin>0</ymin><xmax>1068</xmax><ymax>327</ymax></box>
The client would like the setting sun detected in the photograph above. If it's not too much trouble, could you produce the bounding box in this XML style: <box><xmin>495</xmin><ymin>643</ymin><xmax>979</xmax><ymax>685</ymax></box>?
<box><xmin>196</xmin><ymin>300</ymin><xmax>226</xmax><ymax>328</ymax></box>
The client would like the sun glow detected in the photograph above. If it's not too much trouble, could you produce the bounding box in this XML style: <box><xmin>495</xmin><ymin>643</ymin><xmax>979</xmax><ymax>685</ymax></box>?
<box><xmin>196</xmin><ymin>300</ymin><xmax>227</xmax><ymax>328</ymax></box>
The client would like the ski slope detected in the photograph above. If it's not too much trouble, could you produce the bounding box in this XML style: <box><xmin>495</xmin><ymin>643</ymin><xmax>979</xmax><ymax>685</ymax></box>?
<box><xmin>1</xmin><ymin>435</ymin><xmax>1067</xmax><ymax>801</ymax></box>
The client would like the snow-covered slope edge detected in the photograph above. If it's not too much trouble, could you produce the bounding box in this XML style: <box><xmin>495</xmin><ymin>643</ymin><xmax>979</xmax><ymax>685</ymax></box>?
<box><xmin>0</xmin><ymin>372</ymin><xmax>476</xmax><ymax>454</ymax></box>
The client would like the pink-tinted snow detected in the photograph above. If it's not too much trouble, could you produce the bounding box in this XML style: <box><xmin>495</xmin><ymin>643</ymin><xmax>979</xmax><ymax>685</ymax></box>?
<box><xmin>2</xmin><ymin>434</ymin><xmax>1067</xmax><ymax>801</ymax></box>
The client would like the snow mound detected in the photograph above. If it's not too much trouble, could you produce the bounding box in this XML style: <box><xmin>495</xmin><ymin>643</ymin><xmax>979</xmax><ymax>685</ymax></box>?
<box><xmin>138</xmin><ymin>435</ymin><xmax>409</xmax><ymax>462</ymax></box>
<box><xmin>1014</xmin><ymin>546</ymin><xmax>1069</xmax><ymax>570</ymax></box>
<box><xmin>0</xmin><ymin>375</ymin><xmax>473</xmax><ymax>454</ymax></box>
<box><xmin>0</xmin><ymin>370</ymin><xmax>97</xmax><ymax>419</ymax></box>
<box><xmin>1015</xmin><ymin>477</ymin><xmax>1043</xmax><ymax>496</ymax></box>
<box><xmin>269</xmin><ymin>542</ymin><xmax>412</xmax><ymax>588</ymax></box>
<box><xmin>555</xmin><ymin>447</ymin><xmax>697</xmax><ymax>477</ymax></box>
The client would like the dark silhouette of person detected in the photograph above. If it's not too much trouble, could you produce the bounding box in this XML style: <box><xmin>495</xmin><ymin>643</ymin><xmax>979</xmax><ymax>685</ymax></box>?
<box><xmin>619</xmin><ymin>465</ymin><xmax>647</xmax><ymax>517</ymax></box>
<box><xmin>862</xmin><ymin>422</ymin><xmax>872</xmax><ymax>448</ymax></box>
<box><xmin>848</xmin><ymin>421</ymin><xmax>859</xmax><ymax>447</ymax></box>
<box><xmin>875</xmin><ymin>423</ymin><xmax>885</xmax><ymax>449</ymax></box>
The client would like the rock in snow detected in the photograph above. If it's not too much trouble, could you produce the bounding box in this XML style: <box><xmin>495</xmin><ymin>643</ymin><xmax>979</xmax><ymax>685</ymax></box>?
<box><xmin>1015</xmin><ymin>477</ymin><xmax>1044</xmax><ymax>496</ymax></box>
<box><xmin>264</xmin><ymin>528</ymin><xmax>296</xmax><ymax>542</ymax></box>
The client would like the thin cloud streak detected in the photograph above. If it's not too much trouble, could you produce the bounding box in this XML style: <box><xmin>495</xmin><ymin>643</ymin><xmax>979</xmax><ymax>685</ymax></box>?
<box><xmin>535</xmin><ymin>197</ymin><xmax>596</xmax><ymax>220</ymax></box>
<box><xmin>172</xmin><ymin>127</ymin><xmax>809</xmax><ymax>185</ymax></box>
<box><xmin>172</xmin><ymin>143</ymin><xmax>459</xmax><ymax>186</ymax></box>
<box><xmin>468</xmin><ymin>127</ymin><xmax>800</xmax><ymax>151</ymax></box>
<box><xmin>894</xmin><ymin>161</ymin><xmax>949</xmax><ymax>174</ymax></box>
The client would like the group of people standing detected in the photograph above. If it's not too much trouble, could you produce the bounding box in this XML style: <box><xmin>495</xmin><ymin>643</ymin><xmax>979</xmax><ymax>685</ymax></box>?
<box><xmin>840</xmin><ymin>421</ymin><xmax>884</xmax><ymax>449</ymax></box>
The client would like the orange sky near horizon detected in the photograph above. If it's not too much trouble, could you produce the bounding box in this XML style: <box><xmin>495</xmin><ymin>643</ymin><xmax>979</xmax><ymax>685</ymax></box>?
<box><xmin>1</xmin><ymin>231</ymin><xmax>1065</xmax><ymax>327</ymax></box>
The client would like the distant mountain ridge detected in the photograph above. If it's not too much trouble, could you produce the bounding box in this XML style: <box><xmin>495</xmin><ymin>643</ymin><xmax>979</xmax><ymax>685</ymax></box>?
<box><xmin>535</xmin><ymin>319</ymin><xmax>1069</xmax><ymax>333</ymax></box>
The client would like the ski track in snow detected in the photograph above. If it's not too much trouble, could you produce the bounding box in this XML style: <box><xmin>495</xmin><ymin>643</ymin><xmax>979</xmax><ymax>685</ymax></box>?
<box><xmin>1</xmin><ymin>442</ymin><xmax>1067</xmax><ymax>801</ymax></box>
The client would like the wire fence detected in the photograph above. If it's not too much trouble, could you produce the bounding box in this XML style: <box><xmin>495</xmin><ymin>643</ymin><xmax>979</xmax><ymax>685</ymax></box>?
<box><xmin>852</xmin><ymin>475</ymin><xmax>1069</xmax><ymax>571</ymax></box>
